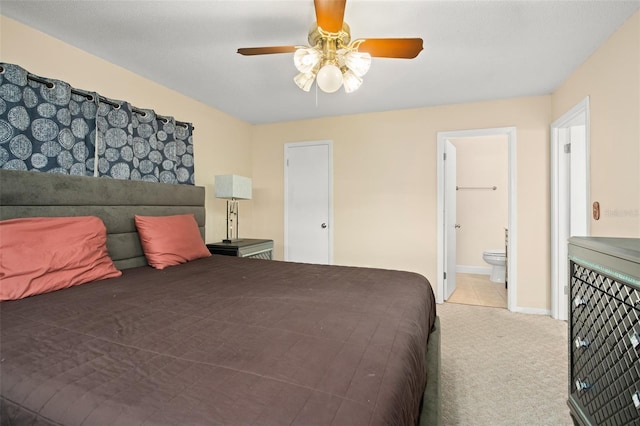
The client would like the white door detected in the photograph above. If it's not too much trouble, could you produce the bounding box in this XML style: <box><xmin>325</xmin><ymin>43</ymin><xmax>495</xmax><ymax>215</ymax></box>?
<box><xmin>570</xmin><ymin>125</ymin><xmax>588</xmax><ymax>236</ymax></box>
<box><xmin>444</xmin><ymin>141</ymin><xmax>457</xmax><ymax>299</ymax></box>
<box><xmin>284</xmin><ymin>141</ymin><xmax>332</xmax><ymax>264</ymax></box>
<box><xmin>551</xmin><ymin>97</ymin><xmax>589</xmax><ymax>321</ymax></box>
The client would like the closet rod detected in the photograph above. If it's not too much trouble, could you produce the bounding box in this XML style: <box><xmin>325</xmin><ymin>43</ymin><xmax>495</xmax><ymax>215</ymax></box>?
<box><xmin>16</xmin><ymin>70</ymin><xmax>193</xmax><ymax>129</ymax></box>
<box><xmin>456</xmin><ymin>186</ymin><xmax>497</xmax><ymax>191</ymax></box>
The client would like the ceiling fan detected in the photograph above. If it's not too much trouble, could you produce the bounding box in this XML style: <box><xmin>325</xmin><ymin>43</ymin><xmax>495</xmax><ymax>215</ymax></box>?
<box><xmin>237</xmin><ymin>0</ymin><xmax>424</xmax><ymax>94</ymax></box>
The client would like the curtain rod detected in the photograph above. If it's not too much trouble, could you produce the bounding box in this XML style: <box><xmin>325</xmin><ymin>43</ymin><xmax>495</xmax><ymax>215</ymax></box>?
<box><xmin>12</xmin><ymin>70</ymin><xmax>193</xmax><ymax>130</ymax></box>
<box><xmin>456</xmin><ymin>186</ymin><xmax>497</xmax><ymax>191</ymax></box>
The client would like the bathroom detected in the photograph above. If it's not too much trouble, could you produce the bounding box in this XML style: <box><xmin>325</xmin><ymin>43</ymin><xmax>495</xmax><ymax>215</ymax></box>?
<box><xmin>447</xmin><ymin>134</ymin><xmax>509</xmax><ymax>308</ymax></box>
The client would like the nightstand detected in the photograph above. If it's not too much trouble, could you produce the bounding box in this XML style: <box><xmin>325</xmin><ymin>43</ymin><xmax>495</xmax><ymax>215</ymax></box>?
<box><xmin>207</xmin><ymin>239</ymin><xmax>274</xmax><ymax>260</ymax></box>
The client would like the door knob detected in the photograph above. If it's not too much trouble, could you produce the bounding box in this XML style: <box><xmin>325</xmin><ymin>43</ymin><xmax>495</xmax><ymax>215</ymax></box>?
<box><xmin>321</xmin><ymin>223</ymin><xmax>327</xmax><ymax>228</ymax></box>
<box><xmin>454</xmin><ymin>224</ymin><xmax>461</xmax><ymax>229</ymax></box>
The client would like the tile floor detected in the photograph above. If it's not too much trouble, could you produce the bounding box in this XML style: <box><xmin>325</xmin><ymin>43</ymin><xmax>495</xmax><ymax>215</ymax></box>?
<box><xmin>446</xmin><ymin>273</ymin><xmax>507</xmax><ymax>308</ymax></box>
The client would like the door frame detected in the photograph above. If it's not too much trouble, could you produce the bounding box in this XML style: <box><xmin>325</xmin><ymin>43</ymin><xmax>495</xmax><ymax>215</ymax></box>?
<box><xmin>436</xmin><ymin>127</ymin><xmax>518</xmax><ymax>312</ymax></box>
<box><xmin>284</xmin><ymin>140</ymin><xmax>334</xmax><ymax>264</ymax></box>
<box><xmin>550</xmin><ymin>97</ymin><xmax>590</xmax><ymax>321</ymax></box>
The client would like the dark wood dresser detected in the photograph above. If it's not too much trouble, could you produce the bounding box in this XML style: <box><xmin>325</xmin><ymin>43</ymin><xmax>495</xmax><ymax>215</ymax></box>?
<box><xmin>568</xmin><ymin>237</ymin><xmax>640</xmax><ymax>426</ymax></box>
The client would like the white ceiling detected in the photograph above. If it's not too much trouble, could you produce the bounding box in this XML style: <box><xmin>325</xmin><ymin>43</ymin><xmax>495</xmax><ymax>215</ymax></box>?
<box><xmin>2</xmin><ymin>0</ymin><xmax>638</xmax><ymax>124</ymax></box>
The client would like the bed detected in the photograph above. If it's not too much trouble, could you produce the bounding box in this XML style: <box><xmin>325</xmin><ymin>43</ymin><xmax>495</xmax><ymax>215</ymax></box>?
<box><xmin>0</xmin><ymin>169</ymin><xmax>440</xmax><ymax>426</ymax></box>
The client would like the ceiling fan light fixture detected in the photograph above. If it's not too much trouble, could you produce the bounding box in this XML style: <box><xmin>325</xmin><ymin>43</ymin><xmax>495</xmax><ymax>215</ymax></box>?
<box><xmin>294</xmin><ymin>47</ymin><xmax>321</xmax><ymax>73</ymax></box>
<box><xmin>342</xmin><ymin>69</ymin><xmax>362</xmax><ymax>93</ymax></box>
<box><xmin>294</xmin><ymin>71</ymin><xmax>317</xmax><ymax>92</ymax></box>
<box><xmin>238</xmin><ymin>0</ymin><xmax>424</xmax><ymax>96</ymax></box>
<box><xmin>344</xmin><ymin>50</ymin><xmax>371</xmax><ymax>77</ymax></box>
<box><xmin>316</xmin><ymin>63</ymin><xmax>343</xmax><ymax>93</ymax></box>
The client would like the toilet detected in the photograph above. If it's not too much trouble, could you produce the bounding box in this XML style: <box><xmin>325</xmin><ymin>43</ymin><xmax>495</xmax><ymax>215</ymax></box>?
<box><xmin>482</xmin><ymin>249</ymin><xmax>507</xmax><ymax>283</ymax></box>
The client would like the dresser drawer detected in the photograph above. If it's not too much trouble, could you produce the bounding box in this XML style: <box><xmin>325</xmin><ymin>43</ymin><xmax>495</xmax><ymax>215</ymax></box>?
<box><xmin>571</xmin><ymin>309</ymin><xmax>640</xmax><ymax>423</ymax></box>
<box><xmin>568</xmin><ymin>238</ymin><xmax>640</xmax><ymax>426</ymax></box>
<box><xmin>574</xmin><ymin>263</ymin><xmax>640</xmax><ymax>307</ymax></box>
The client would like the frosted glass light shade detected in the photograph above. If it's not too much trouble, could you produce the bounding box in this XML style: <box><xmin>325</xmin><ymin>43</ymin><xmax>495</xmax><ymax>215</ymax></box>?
<box><xmin>316</xmin><ymin>64</ymin><xmax>343</xmax><ymax>93</ymax></box>
<box><xmin>342</xmin><ymin>69</ymin><xmax>363</xmax><ymax>93</ymax></box>
<box><xmin>294</xmin><ymin>48</ymin><xmax>321</xmax><ymax>73</ymax></box>
<box><xmin>345</xmin><ymin>51</ymin><xmax>371</xmax><ymax>77</ymax></box>
<box><xmin>294</xmin><ymin>71</ymin><xmax>316</xmax><ymax>92</ymax></box>
<box><xmin>336</xmin><ymin>48</ymin><xmax>348</xmax><ymax>67</ymax></box>
<box><xmin>215</xmin><ymin>175</ymin><xmax>252</xmax><ymax>200</ymax></box>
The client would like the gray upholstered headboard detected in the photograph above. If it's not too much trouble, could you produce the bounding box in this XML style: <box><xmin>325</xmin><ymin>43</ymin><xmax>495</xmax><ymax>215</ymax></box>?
<box><xmin>0</xmin><ymin>169</ymin><xmax>206</xmax><ymax>270</ymax></box>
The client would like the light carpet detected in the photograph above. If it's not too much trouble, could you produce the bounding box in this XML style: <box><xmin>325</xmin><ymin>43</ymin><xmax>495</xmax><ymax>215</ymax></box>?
<box><xmin>438</xmin><ymin>302</ymin><xmax>573</xmax><ymax>426</ymax></box>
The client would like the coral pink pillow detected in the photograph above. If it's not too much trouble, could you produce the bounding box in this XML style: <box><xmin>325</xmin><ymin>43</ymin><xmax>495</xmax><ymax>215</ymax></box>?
<box><xmin>134</xmin><ymin>214</ymin><xmax>210</xmax><ymax>270</ymax></box>
<box><xmin>0</xmin><ymin>216</ymin><xmax>122</xmax><ymax>301</ymax></box>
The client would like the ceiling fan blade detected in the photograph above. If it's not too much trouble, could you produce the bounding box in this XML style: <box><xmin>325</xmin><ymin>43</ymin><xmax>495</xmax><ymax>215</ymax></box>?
<box><xmin>314</xmin><ymin>0</ymin><xmax>346</xmax><ymax>33</ymax></box>
<box><xmin>356</xmin><ymin>38</ymin><xmax>424</xmax><ymax>59</ymax></box>
<box><xmin>237</xmin><ymin>46</ymin><xmax>298</xmax><ymax>56</ymax></box>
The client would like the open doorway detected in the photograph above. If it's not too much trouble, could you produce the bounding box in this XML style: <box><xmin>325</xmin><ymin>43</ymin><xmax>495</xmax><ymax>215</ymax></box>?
<box><xmin>447</xmin><ymin>135</ymin><xmax>509</xmax><ymax>308</ymax></box>
<box><xmin>436</xmin><ymin>127</ymin><xmax>518</xmax><ymax>311</ymax></box>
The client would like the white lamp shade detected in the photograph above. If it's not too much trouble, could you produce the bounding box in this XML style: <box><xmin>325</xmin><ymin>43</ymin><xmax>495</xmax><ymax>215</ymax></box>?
<box><xmin>316</xmin><ymin>64</ymin><xmax>343</xmax><ymax>93</ymax></box>
<box><xmin>345</xmin><ymin>51</ymin><xmax>371</xmax><ymax>77</ymax></box>
<box><xmin>342</xmin><ymin>69</ymin><xmax>363</xmax><ymax>93</ymax></box>
<box><xmin>294</xmin><ymin>48</ymin><xmax>321</xmax><ymax>73</ymax></box>
<box><xmin>215</xmin><ymin>175</ymin><xmax>252</xmax><ymax>200</ymax></box>
<box><xmin>294</xmin><ymin>71</ymin><xmax>316</xmax><ymax>92</ymax></box>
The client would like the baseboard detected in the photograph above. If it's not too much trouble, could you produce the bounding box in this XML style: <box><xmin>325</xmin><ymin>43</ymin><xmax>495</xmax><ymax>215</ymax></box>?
<box><xmin>512</xmin><ymin>306</ymin><xmax>552</xmax><ymax>316</ymax></box>
<box><xmin>456</xmin><ymin>265</ymin><xmax>492</xmax><ymax>275</ymax></box>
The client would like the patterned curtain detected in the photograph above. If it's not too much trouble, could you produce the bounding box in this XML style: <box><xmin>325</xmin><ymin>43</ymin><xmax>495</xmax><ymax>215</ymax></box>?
<box><xmin>154</xmin><ymin>116</ymin><xmax>195</xmax><ymax>184</ymax></box>
<box><xmin>0</xmin><ymin>63</ymin><xmax>97</xmax><ymax>176</ymax></box>
<box><xmin>0</xmin><ymin>62</ymin><xmax>194</xmax><ymax>185</ymax></box>
<box><xmin>96</xmin><ymin>98</ymin><xmax>134</xmax><ymax>180</ymax></box>
<box><xmin>97</xmin><ymin>100</ymin><xmax>195</xmax><ymax>184</ymax></box>
<box><xmin>174</xmin><ymin>121</ymin><xmax>195</xmax><ymax>185</ymax></box>
<box><xmin>131</xmin><ymin>107</ymin><xmax>160</xmax><ymax>182</ymax></box>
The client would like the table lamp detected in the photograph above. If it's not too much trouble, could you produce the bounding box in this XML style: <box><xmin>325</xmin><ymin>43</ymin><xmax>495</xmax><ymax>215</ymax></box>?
<box><xmin>214</xmin><ymin>175</ymin><xmax>252</xmax><ymax>243</ymax></box>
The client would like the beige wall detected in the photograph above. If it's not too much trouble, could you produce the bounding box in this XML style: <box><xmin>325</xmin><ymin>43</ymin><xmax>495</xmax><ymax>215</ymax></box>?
<box><xmin>252</xmin><ymin>96</ymin><xmax>552</xmax><ymax>310</ymax></box>
<box><xmin>551</xmin><ymin>11</ymin><xmax>640</xmax><ymax>237</ymax></box>
<box><xmin>452</xmin><ymin>135</ymin><xmax>509</xmax><ymax>269</ymax></box>
<box><xmin>0</xmin><ymin>16</ymin><xmax>254</xmax><ymax>243</ymax></box>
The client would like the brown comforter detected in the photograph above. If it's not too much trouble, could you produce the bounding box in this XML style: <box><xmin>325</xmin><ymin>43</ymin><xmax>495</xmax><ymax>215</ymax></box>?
<box><xmin>1</xmin><ymin>255</ymin><xmax>436</xmax><ymax>425</ymax></box>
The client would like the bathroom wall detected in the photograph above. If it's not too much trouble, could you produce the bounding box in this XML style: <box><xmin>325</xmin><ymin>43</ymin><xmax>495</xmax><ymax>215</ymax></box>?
<box><xmin>452</xmin><ymin>135</ymin><xmax>509</xmax><ymax>272</ymax></box>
